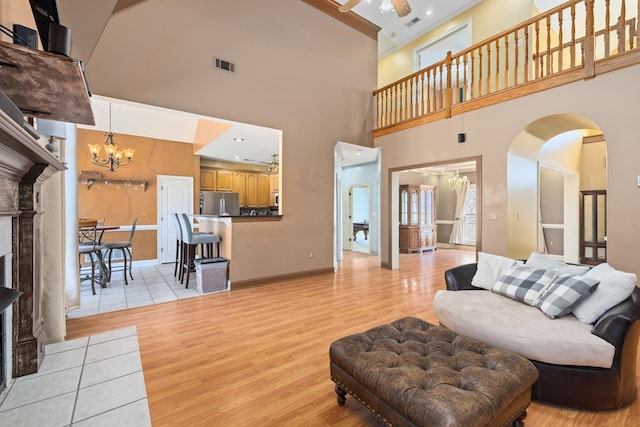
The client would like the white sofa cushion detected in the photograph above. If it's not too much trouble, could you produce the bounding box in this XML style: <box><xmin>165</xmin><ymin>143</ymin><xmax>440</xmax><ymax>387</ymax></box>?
<box><xmin>433</xmin><ymin>290</ymin><xmax>615</xmax><ymax>368</ymax></box>
<box><xmin>471</xmin><ymin>252</ymin><xmax>521</xmax><ymax>290</ymax></box>
<box><xmin>525</xmin><ymin>252</ymin><xmax>590</xmax><ymax>276</ymax></box>
<box><xmin>573</xmin><ymin>263</ymin><xmax>637</xmax><ymax>324</ymax></box>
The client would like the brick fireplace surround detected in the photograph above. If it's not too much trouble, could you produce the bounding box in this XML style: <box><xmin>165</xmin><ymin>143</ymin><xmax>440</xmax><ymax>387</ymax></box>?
<box><xmin>0</xmin><ymin>109</ymin><xmax>65</xmax><ymax>392</ymax></box>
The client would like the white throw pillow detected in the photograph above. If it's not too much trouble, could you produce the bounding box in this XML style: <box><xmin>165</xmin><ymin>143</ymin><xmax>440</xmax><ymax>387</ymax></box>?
<box><xmin>572</xmin><ymin>263</ymin><xmax>637</xmax><ymax>324</ymax></box>
<box><xmin>525</xmin><ymin>252</ymin><xmax>590</xmax><ymax>276</ymax></box>
<box><xmin>471</xmin><ymin>252</ymin><xmax>521</xmax><ymax>291</ymax></box>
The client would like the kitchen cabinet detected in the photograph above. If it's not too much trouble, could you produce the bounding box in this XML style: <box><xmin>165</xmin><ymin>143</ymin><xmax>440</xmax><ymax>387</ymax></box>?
<box><xmin>200</xmin><ymin>169</ymin><xmax>215</xmax><ymax>190</ymax></box>
<box><xmin>245</xmin><ymin>173</ymin><xmax>258</xmax><ymax>207</ymax></box>
<box><xmin>232</xmin><ymin>172</ymin><xmax>246</xmax><ymax>206</ymax></box>
<box><xmin>399</xmin><ymin>184</ymin><xmax>437</xmax><ymax>253</ymax></box>
<box><xmin>216</xmin><ymin>170</ymin><xmax>233</xmax><ymax>191</ymax></box>
<box><xmin>200</xmin><ymin>167</ymin><xmax>273</xmax><ymax>208</ymax></box>
<box><xmin>258</xmin><ymin>174</ymin><xmax>271</xmax><ymax>207</ymax></box>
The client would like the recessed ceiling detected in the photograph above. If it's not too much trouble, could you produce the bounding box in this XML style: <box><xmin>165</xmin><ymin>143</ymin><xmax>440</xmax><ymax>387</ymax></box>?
<box><xmin>334</xmin><ymin>0</ymin><xmax>485</xmax><ymax>57</ymax></box>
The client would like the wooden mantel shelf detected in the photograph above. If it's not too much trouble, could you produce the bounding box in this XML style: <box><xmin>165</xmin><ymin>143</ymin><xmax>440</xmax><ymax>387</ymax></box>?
<box><xmin>0</xmin><ymin>41</ymin><xmax>94</xmax><ymax>125</ymax></box>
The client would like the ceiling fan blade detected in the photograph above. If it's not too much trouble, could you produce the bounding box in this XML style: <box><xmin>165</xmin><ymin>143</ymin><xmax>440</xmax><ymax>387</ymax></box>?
<box><xmin>392</xmin><ymin>0</ymin><xmax>412</xmax><ymax>17</ymax></box>
<box><xmin>338</xmin><ymin>0</ymin><xmax>362</xmax><ymax>13</ymax></box>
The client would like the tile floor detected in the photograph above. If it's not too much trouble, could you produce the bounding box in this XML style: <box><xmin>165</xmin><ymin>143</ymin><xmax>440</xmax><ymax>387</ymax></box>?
<box><xmin>0</xmin><ymin>327</ymin><xmax>150</xmax><ymax>427</ymax></box>
<box><xmin>67</xmin><ymin>262</ymin><xmax>209</xmax><ymax>319</ymax></box>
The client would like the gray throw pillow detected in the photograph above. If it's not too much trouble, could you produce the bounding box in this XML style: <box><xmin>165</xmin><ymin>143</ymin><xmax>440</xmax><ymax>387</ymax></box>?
<box><xmin>493</xmin><ymin>264</ymin><xmax>557</xmax><ymax>306</ymax></box>
<box><xmin>535</xmin><ymin>275</ymin><xmax>600</xmax><ymax>319</ymax></box>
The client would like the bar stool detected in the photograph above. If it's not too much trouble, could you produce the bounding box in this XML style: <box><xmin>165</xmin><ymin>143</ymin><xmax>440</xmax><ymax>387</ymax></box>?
<box><xmin>178</xmin><ymin>213</ymin><xmax>221</xmax><ymax>289</ymax></box>
<box><xmin>171</xmin><ymin>213</ymin><xmax>184</xmax><ymax>280</ymax></box>
<box><xmin>78</xmin><ymin>225</ymin><xmax>104</xmax><ymax>295</ymax></box>
<box><xmin>102</xmin><ymin>218</ymin><xmax>137</xmax><ymax>285</ymax></box>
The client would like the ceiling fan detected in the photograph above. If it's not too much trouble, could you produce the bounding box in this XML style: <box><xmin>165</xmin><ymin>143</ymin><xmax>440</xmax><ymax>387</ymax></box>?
<box><xmin>242</xmin><ymin>154</ymin><xmax>279</xmax><ymax>173</ymax></box>
<box><xmin>338</xmin><ymin>0</ymin><xmax>412</xmax><ymax>18</ymax></box>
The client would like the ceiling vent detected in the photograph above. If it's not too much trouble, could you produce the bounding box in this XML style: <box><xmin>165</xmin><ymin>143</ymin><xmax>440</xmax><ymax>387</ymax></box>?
<box><xmin>406</xmin><ymin>17</ymin><xmax>420</xmax><ymax>28</ymax></box>
<box><xmin>214</xmin><ymin>57</ymin><xmax>235</xmax><ymax>73</ymax></box>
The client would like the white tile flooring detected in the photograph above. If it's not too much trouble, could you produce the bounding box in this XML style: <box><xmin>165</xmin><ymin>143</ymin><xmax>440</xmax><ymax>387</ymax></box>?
<box><xmin>0</xmin><ymin>262</ymin><xmax>213</xmax><ymax>426</ymax></box>
<box><xmin>67</xmin><ymin>262</ymin><xmax>208</xmax><ymax>319</ymax></box>
<box><xmin>0</xmin><ymin>327</ymin><xmax>150</xmax><ymax>427</ymax></box>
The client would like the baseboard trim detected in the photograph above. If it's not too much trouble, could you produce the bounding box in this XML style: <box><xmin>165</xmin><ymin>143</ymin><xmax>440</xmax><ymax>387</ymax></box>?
<box><xmin>231</xmin><ymin>267</ymin><xmax>335</xmax><ymax>290</ymax></box>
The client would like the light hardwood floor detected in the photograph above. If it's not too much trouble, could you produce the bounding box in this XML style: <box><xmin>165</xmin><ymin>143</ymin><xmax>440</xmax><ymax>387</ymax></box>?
<box><xmin>66</xmin><ymin>250</ymin><xmax>640</xmax><ymax>426</ymax></box>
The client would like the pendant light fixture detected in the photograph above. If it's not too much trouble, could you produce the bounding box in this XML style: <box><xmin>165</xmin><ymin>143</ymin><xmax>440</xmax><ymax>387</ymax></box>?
<box><xmin>87</xmin><ymin>102</ymin><xmax>135</xmax><ymax>172</ymax></box>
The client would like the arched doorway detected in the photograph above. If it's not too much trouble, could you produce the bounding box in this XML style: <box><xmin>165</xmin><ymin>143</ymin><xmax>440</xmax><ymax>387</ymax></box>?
<box><xmin>507</xmin><ymin>114</ymin><xmax>607</xmax><ymax>263</ymax></box>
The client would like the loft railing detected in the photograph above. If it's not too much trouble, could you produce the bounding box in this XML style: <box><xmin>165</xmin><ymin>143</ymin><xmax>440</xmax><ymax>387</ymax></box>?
<box><xmin>374</xmin><ymin>0</ymin><xmax>640</xmax><ymax>137</ymax></box>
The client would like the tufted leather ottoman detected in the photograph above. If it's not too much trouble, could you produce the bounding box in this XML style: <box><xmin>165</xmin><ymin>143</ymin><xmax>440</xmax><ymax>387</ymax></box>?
<box><xmin>329</xmin><ymin>317</ymin><xmax>539</xmax><ymax>427</ymax></box>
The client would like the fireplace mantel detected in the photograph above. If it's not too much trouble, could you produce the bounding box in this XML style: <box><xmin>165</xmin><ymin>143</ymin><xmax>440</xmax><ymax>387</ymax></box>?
<box><xmin>0</xmin><ymin>106</ymin><xmax>65</xmax><ymax>377</ymax></box>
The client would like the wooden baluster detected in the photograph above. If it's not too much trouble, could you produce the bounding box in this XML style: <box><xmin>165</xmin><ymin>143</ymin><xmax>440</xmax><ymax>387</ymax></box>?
<box><xmin>416</xmin><ymin>74</ymin><xmax>422</xmax><ymax>117</ymax></box>
<box><xmin>514</xmin><ymin>31</ymin><xmax>519</xmax><ymax>86</ymax></box>
<box><xmin>382</xmin><ymin>89</ymin><xmax>388</xmax><ymax>128</ymax></box>
<box><xmin>478</xmin><ymin>48</ymin><xmax>483</xmax><ymax>96</ymax></box>
<box><xmin>486</xmin><ymin>44</ymin><xmax>491</xmax><ymax>93</ymax></box>
<box><xmin>558</xmin><ymin>10</ymin><xmax>564</xmax><ymax>71</ymax></box>
<box><xmin>637</xmin><ymin>0</ymin><xmax>640</xmax><ymax>49</ymax></box>
<box><xmin>409</xmin><ymin>77</ymin><xmax>415</xmax><ymax>119</ymax></box>
<box><xmin>403</xmin><ymin>79</ymin><xmax>408</xmax><ymax>121</ymax></box>
<box><xmin>455</xmin><ymin>56</ymin><xmax>460</xmax><ymax>104</ymax></box>
<box><xmin>585</xmin><ymin>0</ymin><xmax>595</xmax><ymax>78</ymax></box>
<box><xmin>396</xmin><ymin>83</ymin><xmax>401</xmax><ymax>124</ymax></box>
<box><xmin>470</xmin><ymin>50</ymin><xmax>476</xmax><ymax>100</ymax></box>
<box><xmin>605</xmin><ymin>0</ymin><xmax>611</xmax><ymax>57</ymax></box>
<box><xmin>463</xmin><ymin>53</ymin><xmax>468</xmax><ymax>102</ymax></box>
<box><xmin>571</xmin><ymin>4</ymin><xmax>576</xmax><ymax>67</ymax></box>
<box><xmin>546</xmin><ymin>16</ymin><xmax>552</xmax><ymax>76</ymax></box>
<box><xmin>618</xmin><ymin>0</ymin><xmax>627</xmax><ymax>53</ymax></box>
<box><xmin>400</xmin><ymin>80</ymin><xmax>405</xmax><ymax>122</ymax></box>
<box><xmin>496</xmin><ymin>38</ymin><xmax>501</xmax><ymax>90</ymax></box>
<box><xmin>374</xmin><ymin>92</ymin><xmax>380</xmax><ymax>130</ymax></box>
<box><xmin>504</xmin><ymin>35</ymin><xmax>510</xmax><ymax>89</ymax></box>
<box><xmin>437</xmin><ymin>64</ymin><xmax>443</xmax><ymax>110</ymax></box>
<box><xmin>535</xmin><ymin>20</ymin><xmax>540</xmax><ymax>79</ymax></box>
<box><xmin>445</xmin><ymin>51</ymin><xmax>452</xmax><ymax>118</ymax></box>
<box><xmin>524</xmin><ymin>25</ymin><xmax>530</xmax><ymax>83</ymax></box>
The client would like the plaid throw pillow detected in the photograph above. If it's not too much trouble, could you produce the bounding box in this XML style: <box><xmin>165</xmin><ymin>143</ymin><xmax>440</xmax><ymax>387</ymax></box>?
<box><xmin>493</xmin><ymin>265</ymin><xmax>557</xmax><ymax>306</ymax></box>
<box><xmin>536</xmin><ymin>275</ymin><xmax>600</xmax><ymax>319</ymax></box>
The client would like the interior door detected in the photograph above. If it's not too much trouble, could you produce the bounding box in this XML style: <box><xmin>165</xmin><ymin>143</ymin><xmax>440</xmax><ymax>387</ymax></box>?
<box><xmin>158</xmin><ymin>175</ymin><xmax>193</xmax><ymax>263</ymax></box>
<box><xmin>342</xmin><ymin>187</ymin><xmax>353</xmax><ymax>251</ymax></box>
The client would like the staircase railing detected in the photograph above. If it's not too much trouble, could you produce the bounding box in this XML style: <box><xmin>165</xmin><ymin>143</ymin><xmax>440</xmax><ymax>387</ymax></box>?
<box><xmin>374</xmin><ymin>0</ymin><xmax>640</xmax><ymax>137</ymax></box>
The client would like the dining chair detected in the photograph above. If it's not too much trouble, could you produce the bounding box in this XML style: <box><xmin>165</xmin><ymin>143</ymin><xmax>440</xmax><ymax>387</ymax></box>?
<box><xmin>78</xmin><ymin>225</ymin><xmax>104</xmax><ymax>295</ymax></box>
<box><xmin>102</xmin><ymin>218</ymin><xmax>137</xmax><ymax>286</ymax></box>
<box><xmin>178</xmin><ymin>213</ymin><xmax>221</xmax><ymax>289</ymax></box>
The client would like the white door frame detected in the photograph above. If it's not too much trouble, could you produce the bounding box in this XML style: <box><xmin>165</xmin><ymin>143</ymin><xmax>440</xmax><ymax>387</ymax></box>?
<box><xmin>157</xmin><ymin>175</ymin><xmax>194</xmax><ymax>264</ymax></box>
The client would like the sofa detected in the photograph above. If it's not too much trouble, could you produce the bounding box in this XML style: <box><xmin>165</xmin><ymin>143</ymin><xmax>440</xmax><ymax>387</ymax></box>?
<box><xmin>433</xmin><ymin>252</ymin><xmax>640</xmax><ymax>410</ymax></box>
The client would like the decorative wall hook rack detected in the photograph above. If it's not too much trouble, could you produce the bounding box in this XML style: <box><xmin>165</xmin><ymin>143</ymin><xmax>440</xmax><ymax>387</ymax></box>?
<box><xmin>79</xmin><ymin>177</ymin><xmax>147</xmax><ymax>191</ymax></box>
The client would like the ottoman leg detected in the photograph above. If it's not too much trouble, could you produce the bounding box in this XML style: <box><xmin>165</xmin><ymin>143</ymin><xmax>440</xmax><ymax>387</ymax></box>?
<box><xmin>335</xmin><ymin>384</ymin><xmax>347</xmax><ymax>406</ymax></box>
<box><xmin>512</xmin><ymin>410</ymin><xmax>527</xmax><ymax>427</ymax></box>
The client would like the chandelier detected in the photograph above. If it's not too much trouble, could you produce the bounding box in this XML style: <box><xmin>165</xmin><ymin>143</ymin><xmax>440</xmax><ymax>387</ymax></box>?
<box><xmin>87</xmin><ymin>102</ymin><xmax>135</xmax><ymax>172</ymax></box>
<box><xmin>448</xmin><ymin>170</ymin><xmax>469</xmax><ymax>192</ymax></box>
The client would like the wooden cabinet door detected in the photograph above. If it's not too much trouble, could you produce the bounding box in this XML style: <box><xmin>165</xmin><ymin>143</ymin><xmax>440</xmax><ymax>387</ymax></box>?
<box><xmin>216</xmin><ymin>170</ymin><xmax>233</xmax><ymax>191</ymax></box>
<box><xmin>245</xmin><ymin>173</ymin><xmax>258</xmax><ymax>207</ymax></box>
<box><xmin>258</xmin><ymin>174</ymin><xmax>270</xmax><ymax>207</ymax></box>
<box><xmin>232</xmin><ymin>172</ymin><xmax>246</xmax><ymax>207</ymax></box>
<box><xmin>270</xmin><ymin>174</ymin><xmax>279</xmax><ymax>193</ymax></box>
<box><xmin>200</xmin><ymin>169</ymin><xmax>215</xmax><ymax>190</ymax></box>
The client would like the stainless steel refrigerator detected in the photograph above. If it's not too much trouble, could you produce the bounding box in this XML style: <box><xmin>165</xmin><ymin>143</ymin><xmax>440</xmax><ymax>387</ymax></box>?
<box><xmin>199</xmin><ymin>191</ymin><xmax>240</xmax><ymax>216</ymax></box>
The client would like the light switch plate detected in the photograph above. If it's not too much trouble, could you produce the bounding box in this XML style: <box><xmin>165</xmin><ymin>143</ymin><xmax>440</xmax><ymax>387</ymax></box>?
<box><xmin>489</xmin><ymin>212</ymin><xmax>498</xmax><ymax>220</ymax></box>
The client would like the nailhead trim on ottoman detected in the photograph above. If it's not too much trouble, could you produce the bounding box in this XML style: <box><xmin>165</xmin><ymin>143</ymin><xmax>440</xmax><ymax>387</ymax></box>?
<box><xmin>329</xmin><ymin>317</ymin><xmax>539</xmax><ymax>427</ymax></box>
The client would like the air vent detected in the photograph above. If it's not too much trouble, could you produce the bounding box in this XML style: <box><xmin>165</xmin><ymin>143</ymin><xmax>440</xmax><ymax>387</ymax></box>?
<box><xmin>406</xmin><ymin>17</ymin><xmax>420</xmax><ymax>28</ymax></box>
<box><xmin>214</xmin><ymin>57</ymin><xmax>235</xmax><ymax>73</ymax></box>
